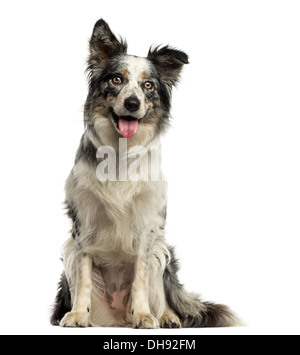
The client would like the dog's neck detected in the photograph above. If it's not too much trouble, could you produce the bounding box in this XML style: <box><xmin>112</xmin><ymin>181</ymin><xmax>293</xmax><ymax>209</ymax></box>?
<box><xmin>80</xmin><ymin>123</ymin><xmax>163</xmax><ymax>183</ymax></box>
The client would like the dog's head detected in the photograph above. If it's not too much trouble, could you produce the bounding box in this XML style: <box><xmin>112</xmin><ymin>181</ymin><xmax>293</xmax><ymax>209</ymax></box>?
<box><xmin>85</xmin><ymin>19</ymin><xmax>188</xmax><ymax>147</ymax></box>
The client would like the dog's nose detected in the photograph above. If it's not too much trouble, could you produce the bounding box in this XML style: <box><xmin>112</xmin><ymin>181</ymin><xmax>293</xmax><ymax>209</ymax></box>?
<box><xmin>124</xmin><ymin>96</ymin><xmax>140</xmax><ymax>113</ymax></box>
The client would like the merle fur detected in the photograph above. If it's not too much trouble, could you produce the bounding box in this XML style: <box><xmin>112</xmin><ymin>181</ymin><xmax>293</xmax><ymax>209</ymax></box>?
<box><xmin>75</xmin><ymin>135</ymin><xmax>97</xmax><ymax>165</ymax></box>
<box><xmin>50</xmin><ymin>272</ymin><xmax>72</xmax><ymax>326</ymax></box>
<box><xmin>65</xmin><ymin>200</ymin><xmax>81</xmax><ymax>239</ymax></box>
<box><xmin>163</xmin><ymin>247</ymin><xmax>236</xmax><ymax>327</ymax></box>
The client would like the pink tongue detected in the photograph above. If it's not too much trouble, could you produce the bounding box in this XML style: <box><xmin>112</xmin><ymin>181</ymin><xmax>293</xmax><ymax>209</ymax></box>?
<box><xmin>118</xmin><ymin>118</ymin><xmax>139</xmax><ymax>138</ymax></box>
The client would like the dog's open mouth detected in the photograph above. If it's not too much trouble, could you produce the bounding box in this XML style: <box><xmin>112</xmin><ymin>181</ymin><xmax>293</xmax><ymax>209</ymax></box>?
<box><xmin>111</xmin><ymin>110</ymin><xmax>140</xmax><ymax>139</ymax></box>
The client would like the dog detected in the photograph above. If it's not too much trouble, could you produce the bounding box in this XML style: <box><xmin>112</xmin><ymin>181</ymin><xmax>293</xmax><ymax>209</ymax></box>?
<box><xmin>50</xmin><ymin>19</ymin><xmax>238</xmax><ymax>328</ymax></box>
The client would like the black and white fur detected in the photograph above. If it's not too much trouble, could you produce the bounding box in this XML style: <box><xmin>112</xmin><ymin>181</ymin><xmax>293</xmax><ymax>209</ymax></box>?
<box><xmin>51</xmin><ymin>19</ymin><xmax>238</xmax><ymax>328</ymax></box>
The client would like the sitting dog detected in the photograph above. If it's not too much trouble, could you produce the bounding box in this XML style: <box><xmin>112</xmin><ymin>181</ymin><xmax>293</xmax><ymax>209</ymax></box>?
<box><xmin>51</xmin><ymin>19</ymin><xmax>238</xmax><ymax>328</ymax></box>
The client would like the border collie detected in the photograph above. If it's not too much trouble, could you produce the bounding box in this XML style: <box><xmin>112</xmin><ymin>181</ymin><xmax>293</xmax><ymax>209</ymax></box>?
<box><xmin>51</xmin><ymin>19</ymin><xmax>238</xmax><ymax>328</ymax></box>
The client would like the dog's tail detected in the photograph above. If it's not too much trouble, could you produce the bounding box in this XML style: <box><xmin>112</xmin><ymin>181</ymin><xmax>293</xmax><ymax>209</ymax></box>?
<box><xmin>164</xmin><ymin>247</ymin><xmax>240</xmax><ymax>327</ymax></box>
<box><xmin>50</xmin><ymin>272</ymin><xmax>72</xmax><ymax>326</ymax></box>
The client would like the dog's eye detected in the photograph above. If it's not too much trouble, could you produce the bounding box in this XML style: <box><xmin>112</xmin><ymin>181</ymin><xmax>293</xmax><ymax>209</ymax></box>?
<box><xmin>112</xmin><ymin>76</ymin><xmax>123</xmax><ymax>85</ymax></box>
<box><xmin>144</xmin><ymin>81</ymin><xmax>153</xmax><ymax>90</ymax></box>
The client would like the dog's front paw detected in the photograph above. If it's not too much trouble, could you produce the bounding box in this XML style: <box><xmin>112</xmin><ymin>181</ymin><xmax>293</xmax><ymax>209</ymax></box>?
<box><xmin>159</xmin><ymin>312</ymin><xmax>181</xmax><ymax>328</ymax></box>
<box><xmin>133</xmin><ymin>313</ymin><xmax>159</xmax><ymax>329</ymax></box>
<box><xmin>60</xmin><ymin>311</ymin><xmax>89</xmax><ymax>328</ymax></box>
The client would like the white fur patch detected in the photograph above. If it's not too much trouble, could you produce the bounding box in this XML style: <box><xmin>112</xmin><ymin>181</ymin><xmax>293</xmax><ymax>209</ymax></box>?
<box><xmin>124</xmin><ymin>56</ymin><xmax>151</xmax><ymax>80</ymax></box>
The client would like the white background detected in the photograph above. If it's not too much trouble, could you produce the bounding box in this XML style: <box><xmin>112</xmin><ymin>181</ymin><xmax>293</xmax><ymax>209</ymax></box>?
<box><xmin>0</xmin><ymin>0</ymin><xmax>299</xmax><ymax>335</ymax></box>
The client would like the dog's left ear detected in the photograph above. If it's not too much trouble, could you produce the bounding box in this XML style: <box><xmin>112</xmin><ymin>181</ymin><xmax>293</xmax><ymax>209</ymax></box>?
<box><xmin>147</xmin><ymin>46</ymin><xmax>189</xmax><ymax>86</ymax></box>
<box><xmin>89</xmin><ymin>19</ymin><xmax>127</xmax><ymax>62</ymax></box>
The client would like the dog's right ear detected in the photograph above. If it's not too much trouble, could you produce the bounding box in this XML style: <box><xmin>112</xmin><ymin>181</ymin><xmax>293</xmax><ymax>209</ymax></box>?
<box><xmin>89</xmin><ymin>19</ymin><xmax>127</xmax><ymax>62</ymax></box>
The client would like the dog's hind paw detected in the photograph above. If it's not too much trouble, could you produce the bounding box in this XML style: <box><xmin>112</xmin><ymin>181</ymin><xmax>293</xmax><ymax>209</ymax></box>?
<box><xmin>59</xmin><ymin>311</ymin><xmax>89</xmax><ymax>328</ymax></box>
<box><xmin>133</xmin><ymin>313</ymin><xmax>159</xmax><ymax>329</ymax></box>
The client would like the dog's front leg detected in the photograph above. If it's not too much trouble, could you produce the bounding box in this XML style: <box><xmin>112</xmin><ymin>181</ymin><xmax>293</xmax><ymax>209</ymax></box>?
<box><xmin>131</xmin><ymin>234</ymin><xmax>159</xmax><ymax>329</ymax></box>
<box><xmin>60</xmin><ymin>252</ymin><xmax>92</xmax><ymax>327</ymax></box>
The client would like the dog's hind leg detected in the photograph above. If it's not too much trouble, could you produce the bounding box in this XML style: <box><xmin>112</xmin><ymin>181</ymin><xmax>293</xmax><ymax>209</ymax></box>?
<box><xmin>60</xmin><ymin>251</ymin><xmax>93</xmax><ymax>327</ymax></box>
